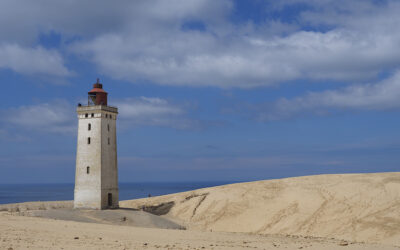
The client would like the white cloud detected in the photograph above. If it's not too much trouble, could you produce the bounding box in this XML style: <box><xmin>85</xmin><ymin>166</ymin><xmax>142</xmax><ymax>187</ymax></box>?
<box><xmin>0</xmin><ymin>97</ymin><xmax>209</xmax><ymax>133</ymax></box>
<box><xmin>255</xmin><ymin>71</ymin><xmax>400</xmax><ymax>121</ymax></box>
<box><xmin>118</xmin><ymin>97</ymin><xmax>183</xmax><ymax>117</ymax></box>
<box><xmin>75</xmin><ymin>27</ymin><xmax>400</xmax><ymax>87</ymax></box>
<box><xmin>0</xmin><ymin>0</ymin><xmax>231</xmax><ymax>43</ymax></box>
<box><xmin>1</xmin><ymin>100</ymin><xmax>75</xmax><ymax>133</ymax></box>
<box><xmin>0</xmin><ymin>44</ymin><xmax>71</xmax><ymax>77</ymax></box>
<box><xmin>115</xmin><ymin>97</ymin><xmax>204</xmax><ymax>129</ymax></box>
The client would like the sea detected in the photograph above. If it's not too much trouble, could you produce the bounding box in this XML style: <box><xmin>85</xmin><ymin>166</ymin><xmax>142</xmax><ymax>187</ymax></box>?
<box><xmin>0</xmin><ymin>182</ymin><xmax>232</xmax><ymax>205</ymax></box>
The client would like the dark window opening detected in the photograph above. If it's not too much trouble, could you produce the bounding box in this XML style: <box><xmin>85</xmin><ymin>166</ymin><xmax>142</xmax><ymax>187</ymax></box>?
<box><xmin>85</xmin><ymin>113</ymin><xmax>88</xmax><ymax>118</ymax></box>
<box><xmin>107</xmin><ymin>124</ymin><xmax>110</xmax><ymax>131</ymax></box>
<box><xmin>110</xmin><ymin>115</ymin><xmax>112</xmax><ymax>119</ymax></box>
<box><xmin>105</xmin><ymin>114</ymin><xmax>108</xmax><ymax>118</ymax></box>
<box><xmin>91</xmin><ymin>113</ymin><xmax>94</xmax><ymax>117</ymax></box>
<box><xmin>86</xmin><ymin>166</ymin><xmax>90</xmax><ymax>174</ymax></box>
<box><xmin>88</xmin><ymin>123</ymin><xmax>91</xmax><ymax>131</ymax></box>
<box><xmin>87</xmin><ymin>137</ymin><xmax>91</xmax><ymax>144</ymax></box>
<box><xmin>108</xmin><ymin>137</ymin><xmax>110</xmax><ymax>145</ymax></box>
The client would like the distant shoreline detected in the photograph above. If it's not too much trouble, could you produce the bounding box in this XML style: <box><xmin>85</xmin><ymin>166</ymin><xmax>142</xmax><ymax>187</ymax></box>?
<box><xmin>0</xmin><ymin>181</ymin><xmax>232</xmax><ymax>205</ymax></box>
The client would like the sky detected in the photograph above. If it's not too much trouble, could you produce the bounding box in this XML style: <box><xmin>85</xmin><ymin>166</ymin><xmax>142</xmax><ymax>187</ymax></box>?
<box><xmin>1</xmin><ymin>0</ymin><xmax>400</xmax><ymax>184</ymax></box>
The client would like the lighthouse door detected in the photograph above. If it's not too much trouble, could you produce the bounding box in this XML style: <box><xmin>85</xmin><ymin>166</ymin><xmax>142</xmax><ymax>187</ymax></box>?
<box><xmin>108</xmin><ymin>193</ymin><xmax>112</xmax><ymax>207</ymax></box>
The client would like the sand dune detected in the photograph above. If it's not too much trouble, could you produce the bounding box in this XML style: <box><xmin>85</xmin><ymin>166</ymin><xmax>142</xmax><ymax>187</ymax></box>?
<box><xmin>121</xmin><ymin>172</ymin><xmax>400</xmax><ymax>246</ymax></box>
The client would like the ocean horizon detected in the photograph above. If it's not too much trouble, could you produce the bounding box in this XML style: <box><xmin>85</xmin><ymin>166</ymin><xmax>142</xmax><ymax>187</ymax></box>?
<box><xmin>0</xmin><ymin>181</ymin><xmax>233</xmax><ymax>205</ymax></box>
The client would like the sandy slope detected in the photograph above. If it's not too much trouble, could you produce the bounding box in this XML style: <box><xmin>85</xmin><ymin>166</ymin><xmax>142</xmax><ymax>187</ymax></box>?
<box><xmin>0</xmin><ymin>202</ymin><xmax>184</xmax><ymax>230</ymax></box>
<box><xmin>0</xmin><ymin>212</ymin><xmax>397</xmax><ymax>250</ymax></box>
<box><xmin>121</xmin><ymin>172</ymin><xmax>400</xmax><ymax>246</ymax></box>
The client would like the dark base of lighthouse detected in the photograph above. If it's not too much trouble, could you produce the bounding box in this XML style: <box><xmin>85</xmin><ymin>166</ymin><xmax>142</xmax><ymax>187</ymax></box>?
<box><xmin>101</xmin><ymin>188</ymin><xmax>119</xmax><ymax>209</ymax></box>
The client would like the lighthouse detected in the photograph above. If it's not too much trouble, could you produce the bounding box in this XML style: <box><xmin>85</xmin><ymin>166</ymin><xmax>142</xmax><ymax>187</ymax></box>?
<box><xmin>74</xmin><ymin>79</ymin><xmax>119</xmax><ymax>209</ymax></box>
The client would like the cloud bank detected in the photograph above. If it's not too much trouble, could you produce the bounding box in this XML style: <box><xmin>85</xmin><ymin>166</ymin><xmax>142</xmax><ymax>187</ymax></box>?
<box><xmin>2</xmin><ymin>0</ymin><xmax>400</xmax><ymax>88</ymax></box>
<box><xmin>0</xmin><ymin>97</ymin><xmax>206</xmax><ymax>134</ymax></box>
<box><xmin>1</xmin><ymin>101</ymin><xmax>75</xmax><ymax>133</ymax></box>
<box><xmin>254</xmin><ymin>71</ymin><xmax>400</xmax><ymax>121</ymax></box>
<box><xmin>115</xmin><ymin>97</ymin><xmax>203</xmax><ymax>129</ymax></box>
<box><xmin>0</xmin><ymin>45</ymin><xmax>71</xmax><ymax>76</ymax></box>
<box><xmin>71</xmin><ymin>0</ymin><xmax>400</xmax><ymax>87</ymax></box>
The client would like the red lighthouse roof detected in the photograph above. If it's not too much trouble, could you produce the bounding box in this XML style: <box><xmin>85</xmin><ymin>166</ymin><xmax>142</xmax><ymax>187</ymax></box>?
<box><xmin>88</xmin><ymin>78</ymin><xmax>108</xmax><ymax>105</ymax></box>
<box><xmin>89</xmin><ymin>78</ymin><xmax>107</xmax><ymax>93</ymax></box>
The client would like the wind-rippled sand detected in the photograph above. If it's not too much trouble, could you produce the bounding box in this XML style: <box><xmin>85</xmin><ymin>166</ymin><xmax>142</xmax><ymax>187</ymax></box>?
<box><xmin>1</xmin><ymin>172</ymin><xmax>399</xmax><ymax>249</ymax></box>
<box><xmin>122</xmin><ymin>172</ymin><xmax>400</xmax><ymax>246</ymax></box>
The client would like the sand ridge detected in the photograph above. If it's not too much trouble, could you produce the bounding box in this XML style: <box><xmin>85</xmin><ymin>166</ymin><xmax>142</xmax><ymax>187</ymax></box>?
<box><xmin>121</xmin><ymin>172</ymin><xmax>400</xmax><ymax>246</ymax></box>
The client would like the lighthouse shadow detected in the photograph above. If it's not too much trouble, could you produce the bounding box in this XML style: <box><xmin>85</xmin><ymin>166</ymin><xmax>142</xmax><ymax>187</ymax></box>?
<box><xmin>23</xmin><ymin>207</ymin><xmax>185</xmax><ymax>230</ymax></box>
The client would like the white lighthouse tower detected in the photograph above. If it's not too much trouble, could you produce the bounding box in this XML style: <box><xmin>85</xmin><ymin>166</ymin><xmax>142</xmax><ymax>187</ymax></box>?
<box><xmin>74</xmin><ymin>79</ymin><xmax>119</xmax><ymax>209</ymax></box>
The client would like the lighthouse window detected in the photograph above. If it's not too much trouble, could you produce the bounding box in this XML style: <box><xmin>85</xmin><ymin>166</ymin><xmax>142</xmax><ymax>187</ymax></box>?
<box><xmin>88</xmin><ymin>123</ymin><xmax>91</xmax><ymax>131</ymax></box>
<box><xmin>87</xmin><ymin>137</ymin><xmax>91</xmax><ymax>144</ymax></box>
<box><xmin>86</xmin><ymin>166</ymin><xmax>90</xmax><ymax>174</ymax></box>
<box><xmin>91</xmin><ymin>113</ymin><xmax>94</xmax><ymax>117</ymax></box>
<box><xmin>85</xmin><ymin>113</ymin><xmax>88</xmax><ymax>118</ymax></box>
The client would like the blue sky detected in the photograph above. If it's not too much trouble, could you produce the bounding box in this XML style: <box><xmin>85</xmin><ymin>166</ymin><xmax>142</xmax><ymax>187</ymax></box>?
<box><xmin>1</xmin><ymin>0</ymin><xmax>400</xmax><ymax>183</ymax></box>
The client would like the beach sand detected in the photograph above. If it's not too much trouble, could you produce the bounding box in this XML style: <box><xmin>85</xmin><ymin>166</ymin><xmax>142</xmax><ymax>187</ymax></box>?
<box><xmin>0</xmin><ymin>212</ymin><xmax>397</xmax><ymax>250</ymax></box>
<box><xmin>1</xmin><ymin>172</ymin><xmax>399</xmax><ymax>249</ymax></box>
